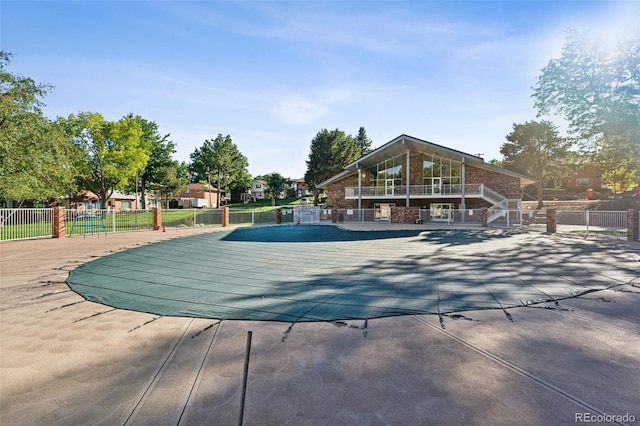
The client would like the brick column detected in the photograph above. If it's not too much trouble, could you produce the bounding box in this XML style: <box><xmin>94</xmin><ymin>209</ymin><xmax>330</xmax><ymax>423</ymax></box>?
<box><xmin>52</xmin><ymin>206</ymin><xmax>66</xmax><ymax>238</ymax></box>
<box><xmin>481</xmin><ymin>208</ymin><xmax>488</xmax><ymax>227</ymax></box>
<box><xmin>628</xmin><ymin>209</ymin><xmax>639</xmax><ymax>241</ymax></box>
<box><xmin>332</xmin><ymin>208</ymin><xmax>337</xmax><ymax>223</ymax></box>
<box><xmin>152</xmin><ymin>207</ymin><xmax>162</xmax><ymax>230</ymax></box>
<box><xmin>546</xmin><ymin>209</ymin><xmax>557</xmax><ymax>233</ymax></box>
<box><xmin>222</xmin><ymin>207</ymin><xmax>229</xmax><ymax>227</ymax></box>
<box><xmin>275</xmin><ymin>208</ymin><xmax>282</xmax><ymax>224</ymax></box>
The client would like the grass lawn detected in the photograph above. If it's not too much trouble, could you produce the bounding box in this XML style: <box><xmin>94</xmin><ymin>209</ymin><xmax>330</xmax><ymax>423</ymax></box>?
<box><xmin>226</xmin><ymin>197</ymin><xmax>319</xmax><ymax>210</ymax></box>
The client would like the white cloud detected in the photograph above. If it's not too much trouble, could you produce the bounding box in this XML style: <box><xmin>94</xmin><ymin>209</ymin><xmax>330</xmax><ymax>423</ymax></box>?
<box><xmin>271</xmin><ymin>94</ymin><xmax>328</xmax><ymax>125</ymax></box>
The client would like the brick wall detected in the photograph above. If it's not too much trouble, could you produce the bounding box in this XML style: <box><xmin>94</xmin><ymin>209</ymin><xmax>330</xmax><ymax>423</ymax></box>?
<box><xmin>390</xmin><ymin>207</ymin><xmax>420</xmax><ymax>223</ymax></box>
<box><xmin>326</xmin><ymin>175</ymin><xmax>358</xmax><ymax>209</ymax></box>
<box><xmin>409</xmin><ymin>152</ymin><xmax>423</xmax><ymax>185</ymax></box>
<box><xmin>465</xmin><ymin>165</ymin><xmax>521</xmax><ymax>198</ymax></box>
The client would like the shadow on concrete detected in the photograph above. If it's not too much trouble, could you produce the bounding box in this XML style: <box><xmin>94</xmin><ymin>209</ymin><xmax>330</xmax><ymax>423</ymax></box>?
<box><xmin>66</xmin><ymin>226</ymin><xmax>639</xmax><ymax>324</ymax></box>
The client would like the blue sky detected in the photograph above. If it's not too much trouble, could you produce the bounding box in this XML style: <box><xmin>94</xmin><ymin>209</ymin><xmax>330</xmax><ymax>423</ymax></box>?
<box><xmin>2</xmin><ymin>1</ymin><xmax>638</xmax><ymax>179</ymax></box>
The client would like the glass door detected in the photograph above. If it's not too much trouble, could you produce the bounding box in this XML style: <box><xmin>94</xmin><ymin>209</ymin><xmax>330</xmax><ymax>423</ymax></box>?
<box><xmin>385</xmin><ymin>179</ymin><xmax>395</xmax><ymax>195</ymax></box>
<box><xmin>430</xmin><ymin>203</ymin><xmax>452</xmax><ymax>221</ymax></box>
<box><xmin>375</xmin><ymin>203</ymin><xmax>394</xmax><ymax>221</ymax></box>
<box><xmin>432</xmin><ymin>177</ymin><xmax>441</xmax><ymax>194</ymax></box>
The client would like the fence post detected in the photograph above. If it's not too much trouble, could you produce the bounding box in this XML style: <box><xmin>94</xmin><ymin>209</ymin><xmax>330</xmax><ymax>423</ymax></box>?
<box><xmin>628</xmin><ymin>209</ymin><xmax>639</xmax><ymax>241</ymax></box>
<box><xmin>222</xmin><ymin>207</ymin><xmax>229</xmax><ymax>227</ymax></box>
<box><xmin>481</xmin><ymin>208</ymin><xmax>488</xmax><ymax>227</ymax></box>
<box><xmin>546</xmin><ymin>209</ymin><xmax>556</xmax><ymax>233</ymax></box>
<box><xmin>585</xmin><ymin>209</ymin><xmax>590</xmax><ymax>238</ymax></box>
<box><xmin>52</xmin><ymin>206</ymin><xmax>66</xmax><ymax>238</ymax></box>
<box><xmin>152</xmin><ymin>207</ymin><xmax>162</xmax><ymax>230</ymax></box>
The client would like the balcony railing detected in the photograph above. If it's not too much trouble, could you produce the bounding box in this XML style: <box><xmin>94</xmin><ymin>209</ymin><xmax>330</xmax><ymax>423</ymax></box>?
<box><xmin>345</xmin><ymin>184</ymin><xmax>484</xmax><ymax>198</ymax></box>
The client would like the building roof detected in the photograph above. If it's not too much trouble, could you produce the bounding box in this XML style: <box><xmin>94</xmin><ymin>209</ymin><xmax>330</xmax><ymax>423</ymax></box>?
<box><xmin>318</xmin><ymin>134</ymin><xmax>537</xmax><ymax>187</ymax></box>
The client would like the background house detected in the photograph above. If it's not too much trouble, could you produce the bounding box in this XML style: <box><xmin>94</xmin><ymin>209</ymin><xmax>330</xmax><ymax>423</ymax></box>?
<box><xmin>249</xmin><ymin>180</ymin><xmax>266</xmax><ymax>201</ymax></box>
<box><xmin>542</xmin><ymin>166</ymin><xmax>608</xmax><ymax>200</ymax></box>
<box><xmin>290</xmin><ymin>178</ymin><xmax>311</xmax><ymax>198</ymax></box>
<box><xmin>169</xmin><ymin>183</ymin><xmax>221</xmax><ymax>208</ymax></box>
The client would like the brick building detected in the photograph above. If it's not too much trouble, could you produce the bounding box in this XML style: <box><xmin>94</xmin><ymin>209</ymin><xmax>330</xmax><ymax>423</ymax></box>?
<box><xmin>319</xmin><ymin>134</ymin><xmax>536</xmax><ymax>223</ymax></box>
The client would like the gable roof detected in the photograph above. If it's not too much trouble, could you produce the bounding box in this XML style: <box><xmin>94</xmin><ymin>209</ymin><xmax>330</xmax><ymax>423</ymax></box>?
<box><xmin>318</xmin><ymin>134</ymin><xmax>536</xmax><ymax>187</ymax></box>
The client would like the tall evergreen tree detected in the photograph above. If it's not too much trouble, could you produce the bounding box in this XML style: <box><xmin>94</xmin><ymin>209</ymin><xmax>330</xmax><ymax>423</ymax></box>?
<box><xmin>304</xmin><ymin>128</ymin><xmax>359</xmax><ymax>205</ymax></box>
<box><xmin>355</xmin><ymin>127</ymin><xmax>373</xmax><ymax>157</ymax></box>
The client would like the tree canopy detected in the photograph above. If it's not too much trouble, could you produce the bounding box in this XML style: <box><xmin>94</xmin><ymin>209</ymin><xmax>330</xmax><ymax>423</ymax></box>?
<box><xmin>355</xmin><ymin>126</ymin><xmax>373</xmax><ymax>157</ymax></box>
<box><xmin>157</xmin><ymin>161</ymin><xmax>189</xmax><ymax>207</ymax></box>
<box><xmin>189</xmin><ymin>134</ymin><xmax>249</xmax><ymax>207</ymax></box>
<box><xmin>59</xmin><ymin>112</ymin><xmax>149</xmax><ymax>208</ymax></box>
<box><xmin>0</xmin><ymin>51</ymin><xmax>78</xmax><ymax>204</ymax></box>
<box><xmin>126</xmin><ymin>114</ymin><xmax>177</xmax><ymax>209</ymax></box>
<box><xmin>305</xmin><ymin>128</ymin><xmax>359</xmax><ymax>205</ymax></box>
<box><xmin>500</xmin><ymin>120</ymin><xmax>571</xmax><ymax>208</ymax></box>
<box><xmin>533</xmin><ymin>29</ymin><xmax>640</xmax><ymax>190</ymax></box>
<box><xmin>262</xmin><ymin>172</ymin><xmax>288</xmax><ymax>206</ymax></box>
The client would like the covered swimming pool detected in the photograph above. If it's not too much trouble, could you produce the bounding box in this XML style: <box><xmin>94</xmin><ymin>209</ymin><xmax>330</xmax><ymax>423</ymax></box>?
<box><xmin>66</xmin><ymin>225</ymin><xmax>637</xmax><ymax>322</ymax></box>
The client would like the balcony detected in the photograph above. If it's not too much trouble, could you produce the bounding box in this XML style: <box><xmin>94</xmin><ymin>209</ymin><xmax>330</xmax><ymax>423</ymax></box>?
<box><xmin>345</xmin><ymin>184</ymin><xmax>484</xmax><ymax>199</ymax></box>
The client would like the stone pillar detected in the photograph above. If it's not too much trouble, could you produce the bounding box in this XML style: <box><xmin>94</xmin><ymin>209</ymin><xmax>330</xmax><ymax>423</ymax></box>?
<box><xmin>481</xmin><ymin>208</ymin><xmax>488</xmax><ymax>227</ymax></box>
<box><xmin>52</xmin><ymin>206</ymin><xmax>66</xmax><ymax>238</ymax></box>
<box><xmin>222</xmin><ymin>206</ymin><xmax>229</xmax><ymax>227</ymax></box>
<box><xmin>152</xmin><ymin>207</ymin><xmax>162</xmax><ymax>230</ymax></box>
<box><xmin>275</xmin><ymin>208</ymin><xmax>281</xmax><ymax>224</ymax></box>
<box><xmin>332</xmin><ymin>208</ymin><xmax>337</xmax><ymax>223</ymax></box>
<box><xmin>628</xmin><ymin>209</ymin><xmax>639</xmax><ymax>241</ymax></box>
<box><xmin>546</xmin><ymin>209</ymin><xmax>557</xmax><ymax>233</ymax></box>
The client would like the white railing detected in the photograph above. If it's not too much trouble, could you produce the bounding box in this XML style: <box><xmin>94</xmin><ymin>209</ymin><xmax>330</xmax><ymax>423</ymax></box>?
<box><xmin>0</xmin><ymin>208</ymin><xmax>53</xmax><ymax>240</ymax></box>
<box><xmin>345</xmin><ymin>184</ymin><xmax>483</xmax><ymax>198</ymax></box>
<box><xmin>0</xmin><ymin>208</ymin><xmax>636</xmax><ymax>241</ymax></box>
<box><xmin>481</xmin><ymin>185</ymin><xmax>508</xmax><ymax>205</ymax></box>
<box><xmin>557</xmin><ymin>210</ymin><xmax>628</xmax><ymax>238</ymax></box>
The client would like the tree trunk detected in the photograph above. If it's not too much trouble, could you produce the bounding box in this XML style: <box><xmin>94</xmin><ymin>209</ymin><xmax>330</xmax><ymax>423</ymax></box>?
<box><xmin>536</xmin><ymin>182</ymin><xmax>544</xmax><ymax>209</ymax></box>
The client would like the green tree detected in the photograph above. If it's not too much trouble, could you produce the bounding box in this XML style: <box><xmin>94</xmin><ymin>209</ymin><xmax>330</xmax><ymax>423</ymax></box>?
<box><xmin>59</xmin><ymin>112</ymin><xmax>149</xmax><ymax>208</ymax></box>
<box><xmin>189</xmin><ymin>134</ymin><xmax>249</xmax><ymax>208</ymax></box>
<box><xmin>500</xmin><ymin>121</ymin><xmax>572</xmax><ymax>208</ymax></box>
<box><xmin>355</xmin><ymin>126</ymin><xmax>373</xmax><ymax>157</ymax></box>
<box><xmin>262</xmin><ymin>172</ymin><xmax>288</xmax><ymax>206</ymax></box>
<box><xmin>533</xmin><ymin>29</ymin><xmax>640</xmax><ymax>186</ymax></box>
<box><xmin>0</xmin><ymin>51</ymin><xmax>77</xmax><ymax>205</ymax></box>
<box><xmin>157</xmin><ymin>161</ymin><xmax>189</xmax><ymax>208</ymax></box>
<box><xmin>595</xmin><ymin>133</ymin><xmax>638</xmax><ymax>193</ymax></box>
<box><xmin>305</xmin><ymin>128</ymin><xmax>359</xmax><ymax>205</ymax></box>
<box><xmin>125</xmin><ymin>114</ymin><xmax>176</xmax><ymax>209</ymax></box>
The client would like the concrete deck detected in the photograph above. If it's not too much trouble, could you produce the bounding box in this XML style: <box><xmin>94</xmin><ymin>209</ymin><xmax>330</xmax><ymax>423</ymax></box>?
<box><xmin>1</xmin><ymin>225</ymin><xmax>639</xmax><ymax>425</ymax></box>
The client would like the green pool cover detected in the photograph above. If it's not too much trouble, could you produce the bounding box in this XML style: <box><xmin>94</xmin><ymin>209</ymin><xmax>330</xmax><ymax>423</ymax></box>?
<box><xmin>66</xmin><ymin>225</ymin><xmax>636</xmax><ymax>322</ymax></box>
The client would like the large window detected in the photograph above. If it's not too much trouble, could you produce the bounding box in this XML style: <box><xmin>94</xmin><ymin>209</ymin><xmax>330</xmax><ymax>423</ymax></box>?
<box><xmin>367</xmin><ymin>155</ymin><xmax>403</xmax><ymax>190</ymax></box>
<box><xmin>423</xmin><ymin>154</ymin><xmax>461</xmax><ymax>186</ymax></box>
